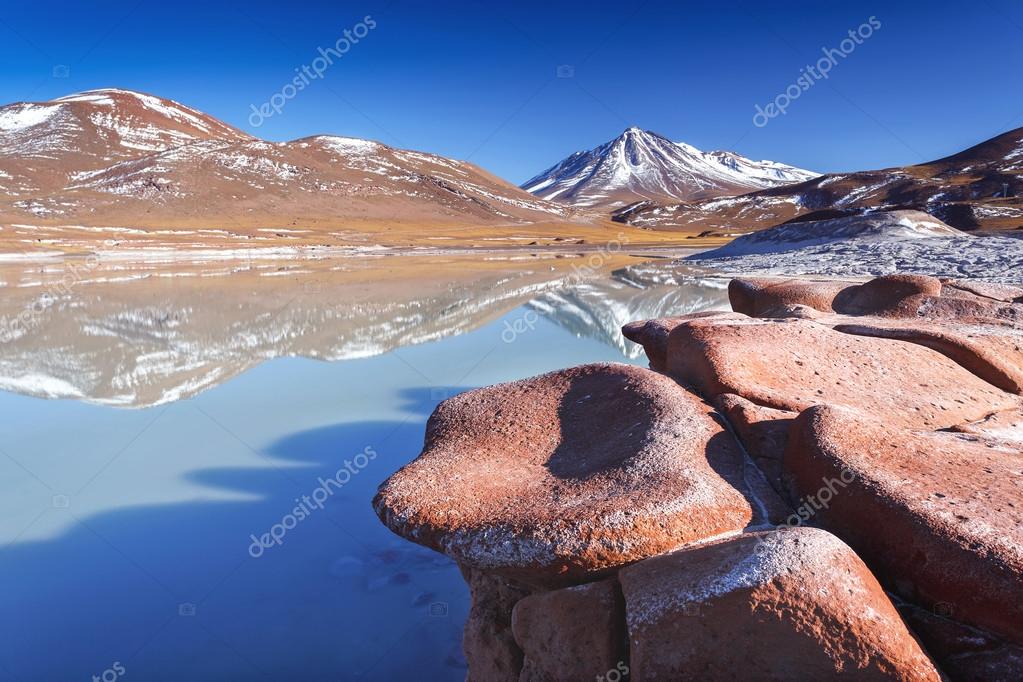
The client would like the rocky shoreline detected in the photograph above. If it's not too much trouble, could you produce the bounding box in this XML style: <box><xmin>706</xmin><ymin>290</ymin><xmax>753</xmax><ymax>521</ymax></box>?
<box><xmin>373</xmin><ymin>273</ymin><xmax>1023</xmax><ymax>680</ymax></box>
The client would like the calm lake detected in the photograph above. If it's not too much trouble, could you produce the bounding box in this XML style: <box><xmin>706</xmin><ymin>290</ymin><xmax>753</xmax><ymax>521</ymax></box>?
<box><xmin>0</xmin><ymin>252</ymin><xmax>726</xmax><ymax>681</ymax></box>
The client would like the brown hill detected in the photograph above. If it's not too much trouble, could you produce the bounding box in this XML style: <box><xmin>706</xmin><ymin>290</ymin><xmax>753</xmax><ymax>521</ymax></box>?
<box><xmin>614</xmin><ymin>127</ymin><xmax>1023</xmax><ymax>234</ymax></box>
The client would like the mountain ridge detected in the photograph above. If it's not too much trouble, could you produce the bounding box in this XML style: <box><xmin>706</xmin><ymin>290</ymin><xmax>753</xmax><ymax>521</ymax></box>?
<box><xmin>0</xmin><ymin>88</ymin><xmax>585</xmax><ymax>229</ymax></box>
<box><xmin>522</xmin><ymin>127</ymin><xmax>817</xmax><ymax>209</ymax></box>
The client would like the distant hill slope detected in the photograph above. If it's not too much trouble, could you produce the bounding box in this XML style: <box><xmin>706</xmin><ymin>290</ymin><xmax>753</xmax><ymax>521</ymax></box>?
<box><xmin>615</xmin><ymin>128</ymin><xmax>1023</xmax><ymax>234</ymax></box>
<box><xmin>0</xmin><ymin>88</ymin><xmax>580</xmax><ymax>228</ymax></box>
<box><xmin>522</xmin><ymin>127</ymin><xmax>816</xmax><ymax>209</ymax></box>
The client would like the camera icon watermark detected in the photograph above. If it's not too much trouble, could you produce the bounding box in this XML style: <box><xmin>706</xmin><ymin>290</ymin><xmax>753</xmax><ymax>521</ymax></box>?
<box><xmin>932</xmin><ymin>601</ymin><xmax>955</xmax><ymax>618</ymax></box>
<box><xmin>428</xmin><ymin>601</ymin><xmax>448</xmax><ymax>617</ymax></box>
<box><xmin>178</xmin><ymin>602</ymin><xmax>196</xmax><ymax>617</ymax></box>
<box><xmin>556</xmin><ymin>64</ymin><xmax>575</xmax><ymax>78</ymax></box>
<box><xmin>52</xmin><ymin>494</ymin><xmax>70</xmax><ymax>508</ymax></box>
<box><xmin>52</xmin><ymin>64</ymin><xmax>70</xmax><ymax>78</ymax></box>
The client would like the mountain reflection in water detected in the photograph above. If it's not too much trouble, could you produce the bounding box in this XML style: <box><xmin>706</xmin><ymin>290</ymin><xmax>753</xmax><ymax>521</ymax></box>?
<box><xmin>0</xmin><ymin>253</ymin><xmax>728</xmax><ymax>407</ymax></box>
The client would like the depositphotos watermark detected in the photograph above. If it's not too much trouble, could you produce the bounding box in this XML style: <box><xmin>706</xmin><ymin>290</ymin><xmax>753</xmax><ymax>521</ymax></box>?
<box><xmin>753</xmin><ymin>16</ymin><xmax>881</xmax><ymax>127</ymax></box>
<box><xmin>754</xmin><ymin>467</ymin><xmax>857</xmax><ymax>555</ymax></box>
<box><xmin>501</xmin><ymin>233</ymin><xmax>630</xmax><ymax>344</ymax></box>
<box><xmin>248</xmin><ymin>446</ymin><xmax>378</xmax><ymax>557</ymax></box>
<box><xmin>249</xmin><ymin>15</ymin><xmax>377</xmax><ymax>127</ymax></box>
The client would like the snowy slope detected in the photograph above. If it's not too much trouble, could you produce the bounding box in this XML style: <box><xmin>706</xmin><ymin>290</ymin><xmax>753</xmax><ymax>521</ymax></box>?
<box><xmin>687</xmin><ymin>209</ymin><xmax>1023</xmax><ymax>283</ymax></box>
<box><xmin>0</xmin><ymin>89</ymin><xmax>576</xmax><ymax>226</ymax></box>
<box><xmin>522</xmin><ymin>127</ymin><xmax>816</xmax><ymax>209</ymax></box>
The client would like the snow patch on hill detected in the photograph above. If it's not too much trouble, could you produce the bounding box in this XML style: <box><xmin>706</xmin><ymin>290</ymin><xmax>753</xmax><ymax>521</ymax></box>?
<box><xmin>522</xmin><ymin>127</ymin><xmax>816</xmax><ymax>208</ymax></box>
<box><xmin>688</xmin><ymin>210</ymin><xmax>1023</xmax><ymax>283</ymax></box>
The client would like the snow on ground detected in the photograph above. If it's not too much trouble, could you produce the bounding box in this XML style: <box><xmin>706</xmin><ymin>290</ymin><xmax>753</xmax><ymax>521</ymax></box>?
<box><xmin>688</xmin><ymin>210</ymin><xmax>1023</xmax><ymax>283</ymax></box>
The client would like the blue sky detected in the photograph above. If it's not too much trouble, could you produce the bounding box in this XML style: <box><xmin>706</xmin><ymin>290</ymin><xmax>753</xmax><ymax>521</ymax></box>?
<box><xmin>1</xmin><ymin>0</ymin><xmax>1022</xmax><ymax>183</ymax></box>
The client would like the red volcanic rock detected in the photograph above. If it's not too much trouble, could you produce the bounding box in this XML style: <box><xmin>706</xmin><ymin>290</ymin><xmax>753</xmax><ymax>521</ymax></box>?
<box><xmin>621</xmin><ymin>312</ymin><xmax>738</xmax><ymax>371</ymax></box>
<box><xmin>621</xmin><ymin>317</ymin><xmax>688</xmax><ymax>371</ymax></box>
<box><xmin>728</xmin><ymin>277</ymin><xmax>853</xmax><ymax>316</ymax></box>
<box><xmin>941</xmin><ymin>278</ymin><xmax>1023</xmax><ymax>304</ymax></box>
<box><xmin>713</xmin><ymin>393</ymin><xmax>796</xmax><ymax>495</ymax></box>
<box><xmin>374</xmin><ymin>362</ymin><xmax>770</xmax><ymax>584</ymax></box>
<box><xmin>619</xmin><ymin>527</ymin><xmax>940</xmax><ymax>680</ymax></box>
<box><xmin>784</xmin><ymin>405</ymin><xmax>1023</xmax><ymax>645</ymax></box>
<box><xmin>898</xmin><ymin>601</ymin><xmax>1023</xmax><ymax>682</ymax></box>
<box><xmin>663</xmin><ymin>315</ymin><xmax>1019</xmax><ymax>430</ymax></box>
<box><xmin>834</xmin><ymin>318</ymin><xmax>1023</xmax><ymax>394</ymax></box>
<box><xmin>729</xmin><ymin>274</ymin><xmax>1023</xmax><ymax>325</ymax></box>
<box><xmin>831</xmin><ymin>274</ymin><xmax>943</xmax><ymax>317</ymax></box>
<box><xmin>951</xmin><ymin>407</ymin><xmax>1023</xmax><ymax>444</ymax></box>
<box><xmin>462</xmin><ymin>569</ymin><xmax>530</xmax><ymax>681</ymax></box>
<box><xmin>511</xmin><ymin>579</ymin><xmax>625</xmax><ymax>681</ymax></box>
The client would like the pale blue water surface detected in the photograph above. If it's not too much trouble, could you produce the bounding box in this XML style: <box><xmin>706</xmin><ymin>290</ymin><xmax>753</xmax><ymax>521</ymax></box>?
<box><xmin>0</xmin><ymin>255</ymin><xmax>725</xmax><ymax>681</ymax></box>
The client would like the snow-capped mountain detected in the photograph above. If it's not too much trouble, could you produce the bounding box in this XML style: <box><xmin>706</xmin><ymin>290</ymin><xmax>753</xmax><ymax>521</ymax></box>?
<box><xmin>0</xmin><ymin>88</ymin><xmax>576</xmax><ymax>227</ymax></box>
<box><xmin>614</xmin><ymin>127</ymin><xmax>1023</xmax><ymax>233</ymax></box>
<box><xmin>522</xmin><ymin>127</ymin><xmax>817</xmax><ymax>209</ymax></box>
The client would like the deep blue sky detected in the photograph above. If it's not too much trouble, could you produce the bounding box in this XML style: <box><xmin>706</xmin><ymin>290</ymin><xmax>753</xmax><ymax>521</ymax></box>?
<box><xmin>2</xmin><ymin>0</ymin><xmax>1021</xmax><ymax>183</ymax></box>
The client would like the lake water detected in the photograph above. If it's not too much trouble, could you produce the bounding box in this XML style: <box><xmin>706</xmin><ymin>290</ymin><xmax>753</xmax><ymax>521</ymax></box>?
<box><xmin>0</xmin><ymin>253</ymin><xmax>726</xmax><ymax>681</ymax></box>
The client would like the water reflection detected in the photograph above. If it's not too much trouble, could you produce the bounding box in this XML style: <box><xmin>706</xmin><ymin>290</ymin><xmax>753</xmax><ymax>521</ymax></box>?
<box><xmin>0</xmin><ymin>254</ymin><xmax>727</xmax><ymax>407</ymax></box>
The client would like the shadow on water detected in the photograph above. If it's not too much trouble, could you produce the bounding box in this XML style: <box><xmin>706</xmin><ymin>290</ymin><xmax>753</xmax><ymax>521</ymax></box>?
<box><xmin>0</xmin><ymin>387</ymin><xmax>475</xmax><ymax>682</ymax></box>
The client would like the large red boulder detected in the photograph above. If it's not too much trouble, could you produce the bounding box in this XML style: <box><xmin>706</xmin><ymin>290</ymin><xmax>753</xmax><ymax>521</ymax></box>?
<box><xmin>662</xmin><ymin>315</ymin><xmax>1019</xmax><ymax>430</ymax></box>
<box><xmin>784</xmin><ymin>405</ymin><xmax>1023</xmax><ymax>645</ymax></box>
<box><xmin>374</xmin><ymin>363</ymin><xmax>773</xmax><ymax>584</ymax></box>
<box><xmin>619</xmin><ymin>527</ymin><xmax>940</xmax><ymax>680</ymax></box>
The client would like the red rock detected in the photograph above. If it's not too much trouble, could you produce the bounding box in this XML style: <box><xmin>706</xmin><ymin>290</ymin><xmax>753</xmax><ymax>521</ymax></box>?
<box><xmin>663</xmin><ymin>315</ymin><xmax>1019</xmax><ymax>430</ymax></box>
<box><xmin>621</xmin><ymin>312</ymin><xmax>736</xmax><ymax>371</ymax></box>
<box><xmin>728</xmin><ymin>275</ymin><xmax>1023</xmax><ymax>326</ymax></box>
<box><xmin>898</xmin><ymin>601</ymin><xmax>1023</xmax><ymax>682</ymax></box>
<box><xmin>713</xmin><ymin>393</ymin><xmax>796</xmax><ymax>495</ymax></box>
<box><xmin>950</xmin><ymin>407</ymin><xmax>1023</xmax><ymax>445</ymax></box>
<box><xmin>511</xmin><ymin>579</ymin><xmax>625</xmax><ymax>681</ymax></box>
<box><xmin>728</xmin><ymin>277</ymin><xmax>852</xmax><ymax>316</ymax></box>
<box><xmin>833</xmin><ymin>318</ymin><xmax>1023</xmax><ymax>394</ymax></box>
<box><xmin>831</xmin><ymin>274</ymin><xmax>943</xmax><ymax>317</ymax></box>
<box><xmin>784</xmin><ymin>405</ymin><xmax>1023</xmax><ymax>645</ymax></box>
<box><xmin>374</xmin><ymin>362</ymin><xmax>770</xmax><ymax>584</ymax></box>
<box><xmin>462</xmin><ymin>568</ymin><xmax>530</xmax><ymax>681</ymax></box>
<box><xmin>941</xmin><ymin>278</ymin><xmax>1023</xmax><ymax>304</ymax></box>
<box><xmin>621</xmin><ymin>317</ymin><xmax>687</xmax><ymax>371</ymax></box>
<box><xmin>619</xmin><ymin>527</ymin><xmax>941</xmax><ymax>680</ymax></box>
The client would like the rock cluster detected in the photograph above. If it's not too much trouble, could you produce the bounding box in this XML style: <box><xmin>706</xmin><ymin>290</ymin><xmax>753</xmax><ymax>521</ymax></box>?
<box><xmin>374</xmin><ymin>273</ymin><xmax>1023</xmax><ymax>681</ymax></box>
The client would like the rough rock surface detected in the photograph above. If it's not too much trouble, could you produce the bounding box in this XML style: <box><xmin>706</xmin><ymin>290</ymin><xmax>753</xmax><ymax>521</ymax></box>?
<box><xmin>619</xmin><ymin>527</ymin><xmax>941</xmax><ymax>680</ymax></box>
<box><xmin>661</xmin><ymin>315</ymin><xmax>1019</xmax><ymax>430</ymax></box>
<box><xmin>785</xmin><ymin>405</ymin><xmax>1023</xmax><ymax>644</ymax></box>
<box><xmin>728</xmin><ymin>277</ymin><xmax>852</xmax><ymax>317</ymax></box>
<box><xmin>897</xmin><ymin>601</ymin><xmax>1023</xmax><ymax>682</ymax></box>
<box><xmin>620</xmin><ymin>316</ymin><xmax>688</xmax><ymax>371</ymax></box>
<box><xmin>832</xmin><ymin>318</ymin><xmax>1023</xmax><ymax>394</ymax></box>
<box><xmin>511</xmin><ymin>579</ymin><xmax>625</xmax><ymax>681</ymax></box>
<box><xmin>621</xmin><ymin>312</ymin><xmax>737</xmax><ymax>371</ymax></box>
<box><xmin>377</xmin><ymin>271</ymin><xmax>1023</xmax><ymax>681</ymax></box>
<box><xmin>462</xmin><ymin>569</ymin><xmax>531</xmax><ymax>681</ymax></box>
<box><xmin>374</xmin><ymin>362</ymin><xmax>768</xmax><ymax>584</ymax></box>
<box><xmin>712</xmin><ymin>393</ymin><xmax>795</xmax><ymax>494</ymax></box>
<box><xmin>728</xmin><ymin>274</ymin><xmax>1023</xmax><ymax>325</ymax></box>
